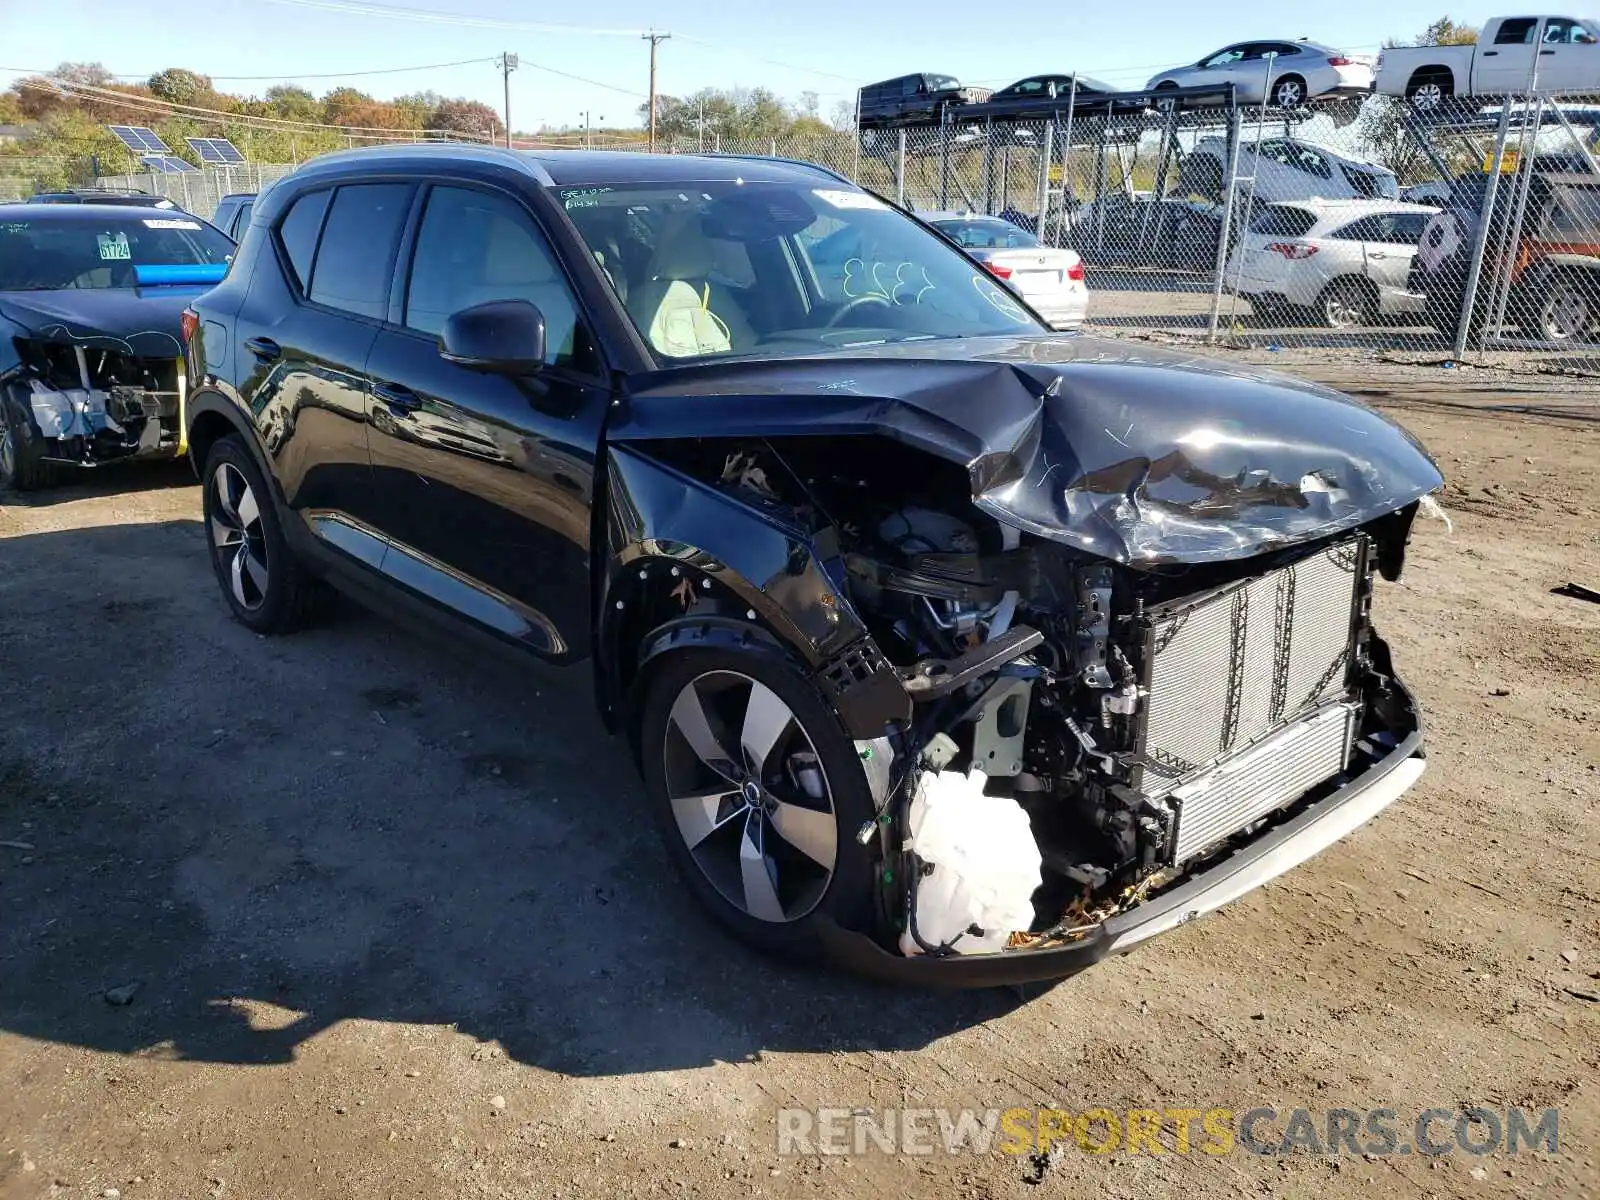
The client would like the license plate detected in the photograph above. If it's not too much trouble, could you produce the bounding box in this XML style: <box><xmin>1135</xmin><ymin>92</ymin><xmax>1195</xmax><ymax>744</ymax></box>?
<box><xmin>1017</xmin><ymin>269</ymin><xmax>1062</xmax><ymax>284</ymax></box>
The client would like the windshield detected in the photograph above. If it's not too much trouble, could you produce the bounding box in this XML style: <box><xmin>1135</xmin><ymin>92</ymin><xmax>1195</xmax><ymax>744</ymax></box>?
<box><xmin>0</xmin><ymin>213</ymin><xmax>233</xmax><ymax>290</ymax></box>
<box><xmin>557</xmin><ymin>181</ymin><xmax>1044</xmax><ymax>362</ymax></box>
<box><xmin>932</xmin><ymin>218</ymin><xmax>1040</xmax><ymax>249</ymax></box>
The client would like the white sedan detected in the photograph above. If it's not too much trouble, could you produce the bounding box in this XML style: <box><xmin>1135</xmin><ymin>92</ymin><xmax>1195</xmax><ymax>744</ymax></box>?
<box><xmin>1223</xmin><ymin>198</ymin><xmax>1439</xmax><ymax>327</ymax></box>
<box><xmin>1147</xmin><ymin>39</ymin><xmax>1376</xmax><ymax>109</ymax></box>
<box><xmin>923</xmin><ymin>212</ymin><xmax>1089</xmax><ymax>329</ymax></box>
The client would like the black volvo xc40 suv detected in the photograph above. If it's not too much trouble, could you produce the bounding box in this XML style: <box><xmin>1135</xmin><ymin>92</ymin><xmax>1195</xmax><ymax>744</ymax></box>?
<box><xmin>183</xmin><ymin>144</ymin><xmax>1441</xmax><ymax>985</ymax></box>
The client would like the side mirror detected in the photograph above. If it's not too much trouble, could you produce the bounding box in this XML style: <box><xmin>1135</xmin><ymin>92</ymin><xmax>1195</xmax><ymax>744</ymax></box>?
<box><xmin>438</xmin><ymin>299</ymin><xmax>546</xmax><ymax>375</ymax></box>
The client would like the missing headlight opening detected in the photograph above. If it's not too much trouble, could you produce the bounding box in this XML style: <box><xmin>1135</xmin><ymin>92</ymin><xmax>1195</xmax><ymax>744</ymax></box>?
<box><xmin>659</xmin><ymin>434</ymin><xmax>1431</xmax><ymax>961</ymax></box>
<box><xmin>10</xmin><ymin>338</ymin><xmax>183</xmax><ymax>467</ymax></box>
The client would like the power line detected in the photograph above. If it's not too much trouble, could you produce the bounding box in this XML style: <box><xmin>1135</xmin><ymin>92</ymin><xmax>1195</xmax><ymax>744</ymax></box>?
<box><xmin>513</xmin><ymin>56</ymin><xmax>645</xmax><ymax>99</ymax></box>
<box><xmin>18</xmin><ymin>77</ymin><xmax>491</xmax><ymax>141</ymax></box>
<box><xmin>259</xmin><ymin>0</ymin><xmax>645</xmax><ymax>36</ymax></box>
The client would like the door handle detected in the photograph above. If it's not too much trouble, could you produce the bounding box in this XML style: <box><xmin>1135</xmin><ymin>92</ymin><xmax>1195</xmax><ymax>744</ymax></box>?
<box><xmin>244</xmin><ymin>337</ymin><xmax>280</xmax><ymax>361</ymax></box>
<box><xmin>373</xmin><ymin>381</ymin><xmax>421</xmax><ymax>415</ymax></box>
<box><xmin>1484</xmin><ymin>50</ymin><xmax>1499</xmax><ymax>56</ymax></box>
<box><xmin>1541</xmin><ymin>48</ymin><xmax>1557</xmax><ymax>55</ymax></box>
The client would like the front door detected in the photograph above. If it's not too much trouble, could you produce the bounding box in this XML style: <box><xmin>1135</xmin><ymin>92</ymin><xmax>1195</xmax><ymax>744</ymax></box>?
<box><xmin>1532</xmin><ymin>16</ymin><xmax>1600</xmax><ymax>90</ymax></box>
<box><xmin>362</xmin><ymin>182</ymin><xmax>607</xmax><ymax>663</ymax></box>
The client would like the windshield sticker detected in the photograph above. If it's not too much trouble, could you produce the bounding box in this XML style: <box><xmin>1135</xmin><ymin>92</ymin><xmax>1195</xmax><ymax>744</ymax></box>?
<box><xmin>560</xmin><ymin>187</ymin><xmax>612</xmax><ymax>209</ymax></box>
<box><xmin>97</xmin><ymin>232</ymin><xmax>132</xmax><ymax>261</ymax></box>
<box><xmin>143</xmin><ymin>218</ymin><xmax>200</xmax><ymax>229</ymax></box>
<box><xmin>972</xmin><ymin>274</ymin><xmax>1030</xmax><ymax>323</ymax></box>
<box><xmin>814</xmin><ymin>188</ymin><xmax>885</xmax><ymax>210</ymax></box>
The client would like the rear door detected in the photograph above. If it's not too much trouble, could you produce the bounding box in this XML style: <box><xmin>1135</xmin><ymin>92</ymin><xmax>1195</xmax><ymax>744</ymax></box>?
<box><xmin>1344</xmin><ymin>212</ymin><xmax>1426</xmax><ymax>307</ymax></box>
<box><xmin>361</xmin><ymin>181</ymin><xmax>609</xmax><ymax>662</ymax></box>
<box><xmin>1478</xmin><ymin>17</ymin><xmax>1542</xmax><ymax>93</ymax></box>
<box><xmin>230</xmin><ymin>181</ymin><xmax>413</xmax><ymax>566</ymax></box>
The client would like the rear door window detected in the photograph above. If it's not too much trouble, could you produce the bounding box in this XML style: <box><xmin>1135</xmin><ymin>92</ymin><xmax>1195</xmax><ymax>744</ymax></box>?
<box><xmin>307</xmin><ymin>183</ymin><xmax>415</xmax><ymax>319</ymax></box>
<box><xmin>1331</xmin><ymin>216</ymin><xmax>1382</xmax><ymax>241</ymax></box>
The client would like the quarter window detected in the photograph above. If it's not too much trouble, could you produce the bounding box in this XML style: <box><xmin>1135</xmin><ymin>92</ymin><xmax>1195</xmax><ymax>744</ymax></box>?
<box><xmin>276</xmin><ymin>189</ymin><xmax>330</xmax><ymax>293</ymax></box>
<box><xmin>405</xmin><ymin>185</ymin><xmax>584</xmax><ymax>368</ymax></box>
<box><xmin>307</xmin><ymin>183</ymin><xmax>414</xmax><ymax>319</ymax></box>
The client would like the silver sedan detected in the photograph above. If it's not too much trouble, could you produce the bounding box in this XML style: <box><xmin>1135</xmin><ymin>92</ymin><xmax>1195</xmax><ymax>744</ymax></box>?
<box><xmin>1147</xmin><ymin>39</ymin><xmax>1375</xmax><ymax>109</ymax></box>
<box><xmin>923</xmin><ymin>213</ymin><xmax>1089</xmax><ymax>330</ymax></box>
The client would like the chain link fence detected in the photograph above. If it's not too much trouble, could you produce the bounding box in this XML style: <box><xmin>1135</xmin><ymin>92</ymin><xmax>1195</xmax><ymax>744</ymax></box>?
<box><xmin>78</xmin><ymin>94</ymin><xmax>1600</xmax><ymax>374</ymax></box>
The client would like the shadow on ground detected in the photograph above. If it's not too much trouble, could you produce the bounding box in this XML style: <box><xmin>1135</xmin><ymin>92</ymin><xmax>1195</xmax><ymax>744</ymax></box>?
<box><xmin>0</xmin><ymin>515</ymin><xmax>1028</xmax><ymax>1078</ymax></box>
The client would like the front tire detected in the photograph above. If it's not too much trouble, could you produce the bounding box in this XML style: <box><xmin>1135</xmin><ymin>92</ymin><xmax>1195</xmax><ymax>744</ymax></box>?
<box><xmin>0</xmin><ymin>388</ymin><xmax>56</xmax><ymax>493</ymax></box>
<box><xmin>638</xmin><ymin>647</ymin><xmax>881</xmax><ymax>960</ymax></box>
<box><xmin>201</xmin><ymin>434</ymin><xmax>320</xmax><ymax>634</ymax></box>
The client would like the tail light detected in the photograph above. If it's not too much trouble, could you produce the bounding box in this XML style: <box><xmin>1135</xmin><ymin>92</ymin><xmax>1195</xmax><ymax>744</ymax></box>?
<box><xmin>1067</xmin><ymin>260</ymin><xmax>1086</xmax><ymax>282</ymax></box>
<box><xmin>180</xmin><ymin>306</ymin><xmax>200</xmax><ymax>344</ymax></box>
<box><xmin>984</xmin><ymin>262</ymin><xmax>1014</xmax><ymax>280</ymax></box>
<box><xmin>1327</xmin><ymin>56</ymin><xmax>1354</xmax><ymax>67</ymax></box>
<box><xmin>1266</xmin><ymin>242</ymin><xmax>1318</xmax><ymax>260</ymax></box>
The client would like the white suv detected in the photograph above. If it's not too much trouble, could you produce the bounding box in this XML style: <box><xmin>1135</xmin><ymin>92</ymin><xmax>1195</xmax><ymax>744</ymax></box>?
<box><xmin>1223</xmin><ymin>199</ymin><xmax>1439</xmax><ymax>327</ymax></box>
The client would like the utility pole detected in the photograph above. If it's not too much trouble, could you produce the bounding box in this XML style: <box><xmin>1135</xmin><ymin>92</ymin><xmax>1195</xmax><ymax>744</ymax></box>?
<box><xmin>579</xmin><ymin>111</ymin><xmax>603</xmax><ymax>149</ymax></box>
<box><xmin>497</xmin><ymin>52</ymin><xmax>519</xmax><ymax>149</ymax></box>
<box><xmin>642</xmin><ymin>29</ymin><xmax>671</xmax><ymax>152</ymax></box>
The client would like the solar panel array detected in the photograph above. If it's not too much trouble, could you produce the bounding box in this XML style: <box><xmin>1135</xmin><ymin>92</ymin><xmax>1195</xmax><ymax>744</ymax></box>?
<box><xmin>186</xmin><ymin>137</ymin><xmax>246</xmax><ymax>165</ymax></box>
<box><xmin>140</xmin><ymin>155</ymin><xmax>198</xmax><ymax>174</ymax></box>
<box><xmin>108</xmin><ymin>125</ymin><xmax>172</xmax><ymax>153</ymax></box>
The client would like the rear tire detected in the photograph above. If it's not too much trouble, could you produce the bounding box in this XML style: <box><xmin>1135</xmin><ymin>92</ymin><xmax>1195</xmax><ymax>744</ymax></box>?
<box><xmin>638</xmin><ymin>646</ymin><xmax>882</xmax><ymax>961</ymax></box>
<box><xmin>200</xmin><ymin>434</ymin><xmax>321</xmax><ymax>634</ymax></box>
<box><xmin>1272</xmin><ymin>75</ymin><xmax>1307</xmax><ymax>108</ymax></box>
<box><xmin>1407</xmin><ymin>72</ymin><xmax>1453</xmax><ymax>109</ymax></box>
<box><xmin>1320</xmin><ymin>278</ymin><xmax>1376</xmax><ymax>328</ymax></box>
<box><xmin>1535</xmin><ymin>275</ymin><xmax>1598</xmax><ymax>343</ymax></box>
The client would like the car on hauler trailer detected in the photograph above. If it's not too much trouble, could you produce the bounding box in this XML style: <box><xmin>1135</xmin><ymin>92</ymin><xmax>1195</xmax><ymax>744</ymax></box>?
<box><xmin>179</xmin><ymin>144</ymin><xmax>1442</xmax><ymax>985</ymax></box>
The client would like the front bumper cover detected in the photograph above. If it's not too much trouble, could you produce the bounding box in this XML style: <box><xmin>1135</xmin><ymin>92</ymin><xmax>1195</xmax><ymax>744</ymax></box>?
<box><xmin>816</xmin><ymin>681</ymin><xmax>1425</xmax><ymax>987</ymax></box>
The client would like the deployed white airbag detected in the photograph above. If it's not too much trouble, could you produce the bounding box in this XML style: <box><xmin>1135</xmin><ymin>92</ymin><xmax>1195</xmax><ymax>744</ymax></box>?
<box><xmin>898</xmin><ymin>768</ymin><xmax>1042</xmax><ymax>956</ymax></box>
<box><xmin>28</xmin><ymin>380</ymin><xmax>114</xmax><ymax>439</ymax></box>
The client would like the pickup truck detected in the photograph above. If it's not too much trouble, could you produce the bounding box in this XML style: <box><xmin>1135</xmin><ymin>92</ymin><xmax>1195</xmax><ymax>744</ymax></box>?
<box><xmin>1375</xmin><ymin>14</ymin><xmax>1600</xmax><ymax>106</ymax></box>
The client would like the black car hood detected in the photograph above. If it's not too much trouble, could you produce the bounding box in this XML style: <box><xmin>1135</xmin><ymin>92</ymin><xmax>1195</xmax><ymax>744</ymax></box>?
<box><xmin>0</xmin><ymin>287</ymin><xmax>206</xmax><ymax>358</ymax></box>
<box><xmin>616</xmin><ymin>335</ymin><xmax>1444</xmax><ymax>566</ymax></box>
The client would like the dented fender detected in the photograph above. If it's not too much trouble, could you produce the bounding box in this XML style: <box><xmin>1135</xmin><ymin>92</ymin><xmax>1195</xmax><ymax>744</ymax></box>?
<box><xmin>597</xmin><ymin>442</ymin><xmax>886</xmax><ymax>729</ymax></box>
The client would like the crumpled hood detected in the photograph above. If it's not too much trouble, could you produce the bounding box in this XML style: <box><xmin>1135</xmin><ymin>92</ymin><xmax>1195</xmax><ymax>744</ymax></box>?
<box><xmin>617</xmin><ymin>334</ymin><xmax>1444</xmax><ymax>565</ymax></box>
<box><xmin>0</xmin><ymin>287</ymin><xmax>206</xmax><ymax>359</ymax></box>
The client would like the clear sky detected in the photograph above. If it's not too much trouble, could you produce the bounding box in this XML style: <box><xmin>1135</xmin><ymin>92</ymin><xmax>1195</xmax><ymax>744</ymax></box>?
<box><xmin>0</xmin><ymin>0</ymin><xmax>1510</xmax><ymax>132</ymax></box>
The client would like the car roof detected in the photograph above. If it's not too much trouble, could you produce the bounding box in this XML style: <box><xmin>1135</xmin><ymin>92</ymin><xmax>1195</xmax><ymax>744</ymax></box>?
<box><xmin>0</xmin><ymin>202</ymin><xmax>196</xmax><ymax>220</ymax></box>
<box><xmin>1262</xmin><ymin>200</ymin><xmax>1440</xmax><ymax>228</ymax></box>
<box><xmin>291</xmin><ymin>142</ymin><xmax>853</xmax><ymax>189</ymax></box>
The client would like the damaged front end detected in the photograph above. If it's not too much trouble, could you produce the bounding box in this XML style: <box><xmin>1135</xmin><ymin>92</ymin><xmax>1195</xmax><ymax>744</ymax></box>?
<box><xmin>3</xmin><ymin>334</ymin><xmax>186</xmax><ymax>469</ymax></box>
<box><xmin>610</xmin><ymin>338</ymin><xmax>1441</xmax><ymax>983</ymax></box>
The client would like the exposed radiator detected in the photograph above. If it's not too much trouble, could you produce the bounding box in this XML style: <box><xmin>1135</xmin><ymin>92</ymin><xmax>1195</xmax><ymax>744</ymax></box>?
<box><xmin>1168</xmin><ymin>700</ymin><xmax>1358</xmax><ymax>862</ymax></box>
<box><xmin>1135</xmin><ymin>539</ymin><xmax>1366</xmax><ymax>827</ymax></box>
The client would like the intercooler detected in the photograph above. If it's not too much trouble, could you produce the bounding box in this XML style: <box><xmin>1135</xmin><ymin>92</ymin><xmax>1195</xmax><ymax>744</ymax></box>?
<box><xmin>1133</xmin><ymin>537</ymin><xmax>1367</xmax><ymax>863</ymax></box>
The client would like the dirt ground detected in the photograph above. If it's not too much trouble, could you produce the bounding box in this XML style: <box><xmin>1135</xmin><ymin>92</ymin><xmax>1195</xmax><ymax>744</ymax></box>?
<box><xmin>1</xmin><ymin>367</ymin><xmax>1597</xmax><ymax>1200</ymax></box>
